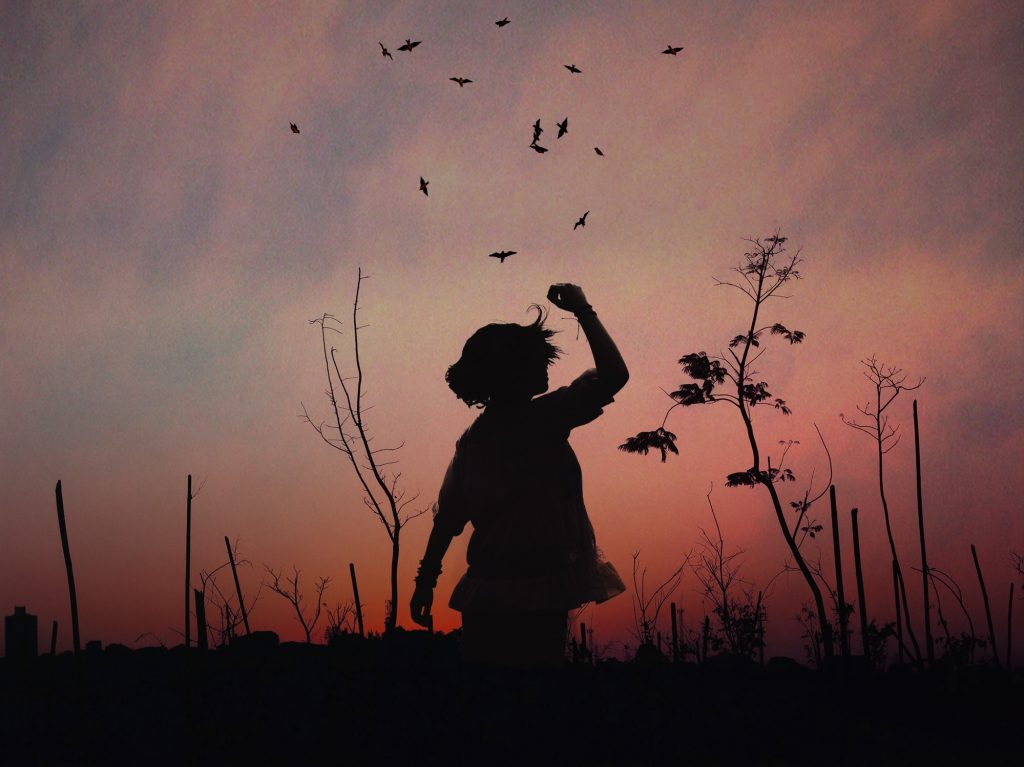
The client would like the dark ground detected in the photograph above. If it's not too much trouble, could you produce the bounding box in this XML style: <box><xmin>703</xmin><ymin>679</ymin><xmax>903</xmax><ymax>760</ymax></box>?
<box><xmin>1</xmin><ymin>631</ymin><xmax>1018</xmax><ymax>766</ymax></box>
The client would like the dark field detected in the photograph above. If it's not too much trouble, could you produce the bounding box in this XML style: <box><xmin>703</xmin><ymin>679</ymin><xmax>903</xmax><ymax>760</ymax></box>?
<box><xmin>1</xmin><ymin>631</ymin><xmax>1018</xmax><ymax>766</ymax></box>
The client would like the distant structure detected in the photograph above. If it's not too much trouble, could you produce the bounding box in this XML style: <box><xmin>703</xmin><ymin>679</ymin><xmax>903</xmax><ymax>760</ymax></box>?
<box><xmin>5</xmin><ymin>606</ymin><xmax>38</xmax><ymax>659</ymax></box>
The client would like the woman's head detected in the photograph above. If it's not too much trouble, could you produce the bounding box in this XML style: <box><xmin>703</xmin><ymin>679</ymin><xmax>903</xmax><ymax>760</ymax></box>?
<box><xmin>446</xmin><ymin>306</ymin><xmax>561</xmax><ymax>408</ymax></box>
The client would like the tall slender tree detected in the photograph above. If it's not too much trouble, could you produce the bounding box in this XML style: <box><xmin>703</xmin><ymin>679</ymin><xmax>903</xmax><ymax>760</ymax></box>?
<box><xmin>301</xmin><ymin>269</ymin><xmax>429</xmax><ymax>633</ymax></box>
<box><xmin>840</xmin><ymin>356</ymin><xmax>925</xmax><ymax>664</ymax></box>
<box><xmin>621</xmin><ymin>233</ymin><xmax>835</xmax><ymax>660</ymax></box>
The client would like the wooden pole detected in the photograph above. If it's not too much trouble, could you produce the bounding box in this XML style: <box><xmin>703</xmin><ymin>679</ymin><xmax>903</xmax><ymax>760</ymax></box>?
<box><xmin>349</xmin><ymin>562</ymin><xmax>365</xmax><ymax>637</ymax></box>
<box><xmin>194</xmin><ymin>588</ymin><xmax>208</xmax><ymax>651</ymax></box>
<box><xmin>701</xmin><ymin>615</ymin><xmax>710</xmax><ymax>662</ymax></box>
<box><xmin>185</xmin><ymin>474</ymin><xmax>192</xmax><ymax>649</ymax></box>
<box><xmin>893</xmin><ymin>559</ymin><xmax>904</xmax><ymax>664</ymax></box>
<box><xmin>224</xmin><ymin>536</ymin><xmax>251</xmax><ymax>636</ymax></box>
<box><xmin>913</xmin><ymin>400</ymin><xmax>934</xmax><ymax>667</ymax></box>
<box><xmin>670</xmin><ymin>602</ymin><xmax>679</xmax><ymax>662</ymax></box>
<box><xmin>830</xmin><ymin>486</ymin><xmax>849</xmax><ymax>657</ymax></box>
<box><xmin>970</xmin><ymin>544</ymin><xmax>999</xmax><ymax>668</ymax></box>
<box><xmin>1007</xmin><ymin>582</ymin><xmax>1014</xmax><ymax>671</ymax></box>
<box><xmin>50</xmin><ymin>620</ymin><xmax>58</xmax><ymax>655</ymax></box>
<box><xmin>850</xmin><ymin>508</ymin><xmax>870</xmax><ymax>659</ymax></box>
<box><xmin>55</xmin><ymin>481</ymin><xmax>81</xmax><ymax>654</ymax></box>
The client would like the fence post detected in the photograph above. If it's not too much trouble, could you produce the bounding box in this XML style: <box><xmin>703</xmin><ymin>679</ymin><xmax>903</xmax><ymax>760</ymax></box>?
<box><xmin>350</xmin><ymin>563</ymin><xmax>365</xmax><ymax>637</ymax></box>
<box><xmin>224</xmin><ymin>536</ymin><xmax>251</xmax><ymax>636</ymax></box>
<box><xmin>55</xmin><ymin>481</ymin><xmax>81</xmax><ymax>654</ymax></box>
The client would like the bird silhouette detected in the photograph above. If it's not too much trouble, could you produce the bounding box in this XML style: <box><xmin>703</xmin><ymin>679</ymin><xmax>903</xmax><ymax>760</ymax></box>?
<box><xmin>450</xmin><ymin>77</ymin><xmax>472</xmax><ymax>87</ymax></box>
<box><xmin>398</xmin><ymin>39</ymin><xmax>422</xmax><ymax>52</ymax></box>
<box><xmin>662</xmin><ymin>45</ymin><xmax>684</xmax><ymax>55</ymax></box>
<box><xmin>419</xmin><ymin>177</ymin><xmax>429</xmax><ymax>196</ymax></box>
<box><xmin>495</xmin><ymin>17</ymin><xmax>510</xmax><ymax>27</ymax></box>
<box><xmin>379</xmin><ymin>42</ymin><xmax>393</xmax><ymax>59</ymax></box>
<box><xmin>529</xmin><ymin>142</ymin><xmax>548</xmax><ymax>154</ymax></box>
<box><xmin>594</xmin><ymin>147</ymin><xmax>604</xmax><ymax>156</ymax></box>
<box><xmin>765</xmin><ymin>235</ymin><xmax>788</xmax><ymax>244</ymax></box>
<box><xmin>564</xmin><ymin>64</ymin><xmax>581</xmax><ymax>74</ymax></box>
<box><xmin>290</xmin><ymin>123</ymin><xmax>300</xmax><ymax>134</ymax></box>
<box><xmin>574</xmin><ymin>211</ymin><xmax>589</xmax><ymax>229</ymax></box>
<box><xmin>489</xmin><ymin>250</ymin><xmax>516</xmax><ymax>262</ymax></box>
<box><xmin>532</xmin><ymin>119</ymin><xmax>543</xmax><ymax>143</ymax></box>
<box><xmin>556</xmin><ymin>118</ymin><xmax>568</xmax><ymax>138</ymax></box>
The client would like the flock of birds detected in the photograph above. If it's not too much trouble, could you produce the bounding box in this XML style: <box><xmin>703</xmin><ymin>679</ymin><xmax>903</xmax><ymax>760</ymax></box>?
<box><xmin>290</xmin><ymin>16</ymin><xmax>684</xmax><ymax>265</ymax></box>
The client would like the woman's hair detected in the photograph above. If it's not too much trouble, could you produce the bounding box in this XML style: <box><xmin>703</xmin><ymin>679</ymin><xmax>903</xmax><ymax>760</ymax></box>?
<box><xmin>446</xmin><ymin>305</ymin><xmax>561</xmax><ymax>408</ymax></box>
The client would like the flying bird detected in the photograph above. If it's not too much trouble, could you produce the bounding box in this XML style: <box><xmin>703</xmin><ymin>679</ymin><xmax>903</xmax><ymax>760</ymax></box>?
<box><xmin>574</xmin><ymin>211</ymin><xmax>589</xmax><ymax>230</ymax></box>
<box><xmin>397</xmin><ymin>38</ymin><xmax>422</xmax><ymax>52</ymax></box>
<box><xmin>662</xmin><ymin>45</ymin><xmax>684</xmax><ymax>55</ymax></box>
<box><xmin>532</xmin><ymin>119</ymin><xmax>543</xmax><ymax>143</ymax></box>
<box><xmin>450</xmin><ymin>77</ymin><xmax>472</xmax><ymax>87</ymax></box>
<box><xmin>489</xmin><ymin>250</ymin><xmax>516</xmax><ymax>262</ymax></box>
<box><xmin>564</xmin><ymin>64</ymin><xmax>581</xmax><ymax>74</ymax></box>
<box><xmin>290</xmin><ymin>123</ymin><xmax>300</xmax><ymax>134</ymax></box>
<box><xmin>419</xmin><ymin>177</ymin><xmax>429</xmax><ymax>196</ymax></box>
<box><xmin>556</xmin><ymin>118</ymin><xmax>568</xmax><ymax>138</ymax></box>
<box><xmin>594</xmin><ymin>147</ymin><xmax>604</xmax><ymax>156</ymax></box>
<box><xmin>379</xmin><ymin>42</ymin><xmax>392</xmax><ymax>59</ymax></box>
<box><xmin>495</xmin><ymin>17</ymin><xmax>510</xmax><ymax>27</ymax></box>
<box><xmin>529</xmin><ymin>142</ymin><xmax>548</xmax><ymax>154</ymax></box>
<box><xmin>765</xmin><ymin>235</ymin><xmax>788</xmax><ymax>244</ymax></box>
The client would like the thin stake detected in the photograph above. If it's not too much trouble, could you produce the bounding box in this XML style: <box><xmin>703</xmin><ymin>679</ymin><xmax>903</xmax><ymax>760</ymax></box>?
<box><xmin>850</xmin><ymin>508</ymin><xmax>870</xmax><ymax>659</ymax></box>
<box><xmin>970</xmin><ymin>543</ymin><xmax>999</xmax><ymax>668</ymax></box>
<box><xmin>913</xmin><ymin>400</ymin><xmax>934</xmax><ymax>666</ymax></box>
<box><xmin>224</xmin><ymin>536</ymin><xmax>251</xmax><ymax>636</ymax></box>
<box><xmin>670</xmin><ymin>602</ymin><xmax>679</xmax><ymax>663</ymax></box>
<box><xmin>185</xmin><ymin>474</ymin><xmax>192</xmax><ymax>649</ymax></box>
<box><xmin>50</xmin><ymin>620</ymin><xmax>58</xmax><ymax>655</ymax></box>
<box><xmin>350</xmin><ymin>562</ymin><xmax>365</xmax><ymax>637</ymax></box>
<box><xmin>1007</xmin><ymin>582</ymin><xmax>1014</xmax><ymax>671</ymax></box>
<box><xmin>194</xmin><ymin>588</ymin><xmax>208</xmax><ymax>651</ymax></box>
<box><xmin>830</xmin><ymin>486</ymin><xmax>849</xmax><ymax>657</ymax></box>
<box><xmin>55</xmin><ymin>481</ymin><xmax>81</xmax><ymax>654</ymax></box>
<box><xmin>893</xmin><ymin>560</ymin><xmax>904</xmax><ymax>664</ymax></box>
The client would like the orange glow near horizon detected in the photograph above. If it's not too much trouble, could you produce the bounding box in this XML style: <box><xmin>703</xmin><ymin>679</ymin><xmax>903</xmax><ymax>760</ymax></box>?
<box><xmin>2</xmin><ymin>1</ymin><xmax>1022</xmax><ymax>662</ymax></box>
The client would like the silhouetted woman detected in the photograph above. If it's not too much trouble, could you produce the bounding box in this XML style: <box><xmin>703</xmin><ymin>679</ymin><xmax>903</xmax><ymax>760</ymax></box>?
<box><xmin>410</xmin><ymin>284</ymin><xmax>627</xmax><ymax>668</ymax></box>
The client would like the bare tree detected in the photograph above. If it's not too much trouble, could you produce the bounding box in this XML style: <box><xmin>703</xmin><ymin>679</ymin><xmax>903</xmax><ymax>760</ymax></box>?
<box><xmin>323</xmin><ymin>600</ymin><xmax>358</xmax><ymax>642</ymax></box>
<box><xmin>631</xmin><ymin>550</ymin><xmax>688</xmax><ymax>652</ymax></box>
<box><xmin>621</xmin><ymin>233</ymin><xmax>836</xmax><ymax>660</ymax></box>
<box><xmin>301</xmin><ymin>268</ymin><xmax>430</xmax><ymax>633</ymax></box>
<box><xmin>694</xmin><ymin>486</ymin><xmax>766</xmax><ymax>659</ymax></box>
<box><xmin>264</xmin><ymin>565</ymin><xmax>330</xmax><ymax>643</ymax></box>
<box><xmin>840</xmin><ymin>356</ymin><xmax>925</xmax><ymax>665</ymax></box>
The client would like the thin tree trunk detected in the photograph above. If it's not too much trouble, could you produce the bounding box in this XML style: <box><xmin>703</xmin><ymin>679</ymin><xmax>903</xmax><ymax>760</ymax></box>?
<box><xmin>194</xmin><ymin>588</ymin><xmax>208</xmax><ymax>651</ymax></box>
<box><xmin>894</xmin><ymin>560</ymin><xmax>904</xmax><ymax>665</ymax></box>
<box><xmin>185</xmin><ymin>474</ymin><xmax>192</xmax><ymax>649</ymax></box>
<box><xmin>50</xmin><ymin>620</ymin><xmax>58</xmax><ymax>655</ymax></box>
<box><xmin>388</xmin><ymin>532</ymin><xmax>400</xmax><ymax>633</ymax></box>
<box><xmin>55</xmin><ymin>481</ymin><xmax>81</xmax><ymax>654</ymax></box>
<box><xmin>830</xmin><ymin>486</ymin><xmax>849</xmax><ymax>657</ymax></box>
<box><xmin>702</xmin><ymin>615</ymin><xmax>710</xmax><ymax>662</ymax></box>
<box><xmin>913</xmin><ymin>400</ymin><xmax>934</xmax><ymax>667</ymax></box>
<box><xmin>875</xmin><ymin>395</ymin><xmax>922</xmax><ymax>664</ymax></box>
<box><xmin>224</xmin><ymin>536</ymin><xmax>251</xmax><ymax>636</ymax></box>
<box><xmin>850</xmin><ymin>508</ymin><xmax>870</xmax><ymax>659</ymax></box>
<box><xmin>350</xmin><ymin>562</ymin><xmax>365</xmax><ymax>637</ymax></box>
<box><xmin>970</xmin><ymin>543</ymin><xmax>999</xmax><ymax>668</ymax></box>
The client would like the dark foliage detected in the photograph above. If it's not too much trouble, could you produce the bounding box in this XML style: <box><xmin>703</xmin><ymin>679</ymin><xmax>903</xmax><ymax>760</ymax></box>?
<box><xmin>618</xmin><ymin>427</ymin><xmax>678</xmax><ymax>462</ymax></box>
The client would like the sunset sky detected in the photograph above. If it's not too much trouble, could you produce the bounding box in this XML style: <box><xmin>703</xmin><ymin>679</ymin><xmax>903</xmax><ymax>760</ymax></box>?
<box><xmin>2</xmin><ymin>1</ymin><xmax>1022</xmax><ymax>661</ymax></box>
